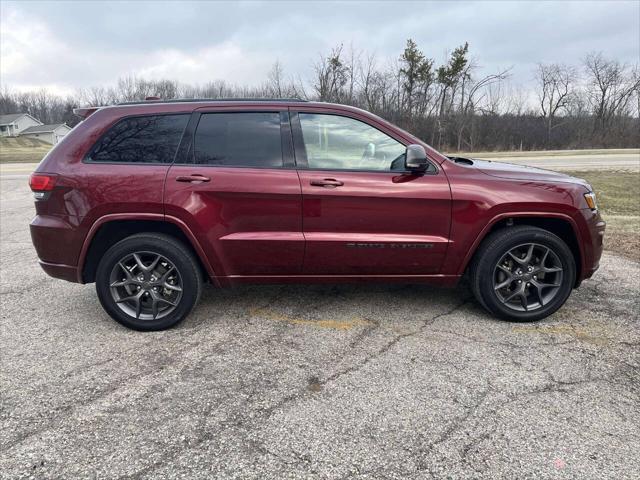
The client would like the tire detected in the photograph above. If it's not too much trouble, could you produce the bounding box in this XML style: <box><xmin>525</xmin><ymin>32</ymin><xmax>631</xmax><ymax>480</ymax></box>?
<box><xmin>469</xmin><ymin>226</ymin><xmax>576</xmax><ymax>322</ymax></box>
<box><xmin>95</xmin><ymin>233</ymin><xmax>202</xmax><ymax>331</ymax></box>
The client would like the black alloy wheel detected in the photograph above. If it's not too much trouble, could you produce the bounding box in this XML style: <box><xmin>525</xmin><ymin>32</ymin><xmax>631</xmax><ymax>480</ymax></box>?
<box><xmin>95</xmin><ymin>233</ymin><xmax>202</xmax><ymax>331</ymax></box>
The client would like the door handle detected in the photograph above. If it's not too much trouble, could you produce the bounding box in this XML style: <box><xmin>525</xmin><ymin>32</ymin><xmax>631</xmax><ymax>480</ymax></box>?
<box><xmin>176</xmin><ymin>174</ymin><xmax>211</xmax><ymax>183</ymax></box>
<box><xmin>310</xmin><ymin>178</ymin><xmax>344</xmax><ymax>188</ymax></box>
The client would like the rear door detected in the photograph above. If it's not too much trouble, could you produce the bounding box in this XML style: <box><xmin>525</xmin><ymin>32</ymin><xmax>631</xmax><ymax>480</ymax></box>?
<box><xmin>164</xmin><ymin>108</ymin><xmax>304</xmax><ymax>278</ymax></box>
<box><xmin>292</xmin><ymin>110</ymin><xmax>451</xmax><ymax>275</ymax></box>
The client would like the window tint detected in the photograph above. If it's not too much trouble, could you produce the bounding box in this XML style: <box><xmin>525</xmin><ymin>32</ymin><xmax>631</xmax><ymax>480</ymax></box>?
<box><xmin>89</xmin><ymin>114</ymin><xmax>188</xmax><ymax>164</ymax></box>
<box><xmin>299</xmin><ymin>113</ymin><xmax>406</xmax><ymax>171</ymax></box>
<box><xmin>194</xmin><ymin>112</ymin><xmax>282</xmax><ymax>167</ymax></box>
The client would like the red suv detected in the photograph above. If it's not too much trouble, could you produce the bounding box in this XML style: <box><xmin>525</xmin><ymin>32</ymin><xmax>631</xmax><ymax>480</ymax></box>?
<box><xmin>29</xmin><ymin>99</ymin><xmax>605</xmax><ymax>330</ymax></box>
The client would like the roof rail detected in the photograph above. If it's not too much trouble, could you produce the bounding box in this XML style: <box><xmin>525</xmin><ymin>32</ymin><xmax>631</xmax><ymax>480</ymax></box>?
<box><xmin>116</xmin><ymin>98</ymin><xmax>309</xmax><ymax>106</ymax></box>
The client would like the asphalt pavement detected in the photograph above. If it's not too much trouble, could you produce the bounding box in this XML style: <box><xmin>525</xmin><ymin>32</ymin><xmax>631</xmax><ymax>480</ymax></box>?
<box><xmin>468</xmin><ymin>151</ymin><xmax>640</xmax><ymax>171</ymax></box>
<box><xmin>1</xmin><ymin>169</ymin><xmax>639</xmax><ymax>479</ymax></box>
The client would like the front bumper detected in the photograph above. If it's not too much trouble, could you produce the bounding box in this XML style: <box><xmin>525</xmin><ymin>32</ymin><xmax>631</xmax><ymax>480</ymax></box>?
<box><xmin>579</xmin><ymin>208</ymin><xmax>605</xmax><ymax>282</ymax></box>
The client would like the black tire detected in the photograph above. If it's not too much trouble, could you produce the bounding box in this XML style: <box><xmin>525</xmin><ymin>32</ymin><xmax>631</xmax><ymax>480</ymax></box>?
<box><xmin>469</xmin><ymin>226</ymin><xmax>576</xmax><ymax>322</ymax></box>
<box><xmin>95</xmin><ymin>233</ymin><xmax>202</xmax><ymax>331</ymax></box>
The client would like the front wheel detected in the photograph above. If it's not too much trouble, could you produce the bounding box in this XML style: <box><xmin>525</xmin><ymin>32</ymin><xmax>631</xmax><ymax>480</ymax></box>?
<box><xmin>470</xmin><ymin>226</ymin><xmax>576</xmax><ymax>322</ymax></box>
<box><xmin>95</xmin><ymin>233</ymin><xmax>202</xmax><ymax>331</ymax></box>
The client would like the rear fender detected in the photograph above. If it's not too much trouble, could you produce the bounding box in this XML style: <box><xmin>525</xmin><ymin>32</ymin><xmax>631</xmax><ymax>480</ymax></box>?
<box><xmin>78</xmin><ymin>213</ymin><xmax>219</xmax><ymax>285</ymax></box>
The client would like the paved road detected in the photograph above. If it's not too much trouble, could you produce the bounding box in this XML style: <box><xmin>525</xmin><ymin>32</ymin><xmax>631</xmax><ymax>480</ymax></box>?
<box><xmin>1</xmin><ymin>175</ymin><xmax>639</xmax><ymax>479</ymax></box>
<box><xmin>1</xmin><ymin>150</ymin><xmax>639</xmax><ymax>178</ymax></box>
<box><xmin>469</xmin><ymin>152</ymin><xmax>640</xmax><ymax>171</ymax></box>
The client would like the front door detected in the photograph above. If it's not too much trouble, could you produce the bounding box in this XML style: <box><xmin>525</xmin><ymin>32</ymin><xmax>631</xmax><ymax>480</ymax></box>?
<box><xmin>164</xmin><ymin>110</ymin><xmax>304</xmax><ymax>278</ymax></box>
<box><xmin>292</xmin><ymin>111</ymin><xmax>451</xmax><ymax>275</ymax></box>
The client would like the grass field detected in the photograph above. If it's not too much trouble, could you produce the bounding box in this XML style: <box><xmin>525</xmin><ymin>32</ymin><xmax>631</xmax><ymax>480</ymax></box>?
<box><xmin>566</xmin><ymin>169</ymin><xmax>640</xmax><ymax>262</ymax></box>
<box><xmin>0</xmin><ymin>137</ymin><xmax>51</xmax><ymax>163</ymax></box>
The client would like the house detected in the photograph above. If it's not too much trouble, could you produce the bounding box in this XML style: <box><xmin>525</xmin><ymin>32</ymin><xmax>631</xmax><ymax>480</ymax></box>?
<box><xmin>0</xmin><ymin>113</ymin><xmax>42</xmax><ymax>137</ymax></box>
<box><xmin>19</xmin><ymin>124</ymin><xmax>72</xmax><ymax>145</ymax></box>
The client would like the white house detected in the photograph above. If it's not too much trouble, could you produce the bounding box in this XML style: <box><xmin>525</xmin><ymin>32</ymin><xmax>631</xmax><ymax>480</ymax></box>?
<box><xmin>19</xmin><ymin>123</ymin><xmax>72</xmax><ymax>145</ymax></box>
<box><xmin>0</xmin><ymin>113</ymin><xmax>42</xmax><ymax>137</ymax></box>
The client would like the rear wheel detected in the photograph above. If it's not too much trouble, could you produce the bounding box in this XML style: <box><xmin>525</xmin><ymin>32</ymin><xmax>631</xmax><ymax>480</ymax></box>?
<box><xmin>95</xmin><ymin>233</ymin><xmax>202</xmax><ymax>330</ymax></box>
<box><xmin>470</xmin><ymin>226</ymin><xmax>576</xmax><ymax>322</ymax></box>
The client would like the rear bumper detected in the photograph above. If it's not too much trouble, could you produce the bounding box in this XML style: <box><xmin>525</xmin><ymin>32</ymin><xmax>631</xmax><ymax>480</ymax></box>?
<box><xmin>38</xmin><ymin>260</ymin><xmax>79</xmax><ymax>283</ymax></box>
<box><xmin>30</xmin><ymin>214</ymin><xmax>83</xmax><ymax>283</ymax></box>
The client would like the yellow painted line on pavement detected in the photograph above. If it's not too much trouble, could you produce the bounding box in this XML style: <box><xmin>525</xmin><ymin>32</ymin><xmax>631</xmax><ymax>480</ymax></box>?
<box><xmin>511</xmin><ymin>321</ymin><xmax>610</xmax><ymax>346</ymax></box>
<box><xmin>249</xmin><ymin>306</ymin><xmax>374</xmax><ymax>330</ymax></box>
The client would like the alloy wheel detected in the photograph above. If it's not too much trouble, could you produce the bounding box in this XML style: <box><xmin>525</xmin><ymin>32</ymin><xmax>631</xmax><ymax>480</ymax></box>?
<box><xmin>493</xmin><ymin>243</ymin><xmax>564</xmax><ymax>312</ymax></box>
<box><xmin>109</xmin><ymin>251</ymin><xmax>183</xmax><ymax>320</ymax></box>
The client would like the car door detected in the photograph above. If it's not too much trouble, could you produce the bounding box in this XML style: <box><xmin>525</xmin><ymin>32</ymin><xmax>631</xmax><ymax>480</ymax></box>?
<box><xmin>164</xmin><ymin>108</ymin><xmax>304</xmax><ymax>278</ymax></box>
<box><xmin>292</xmin><ymin>110</ymin><xmax>451</xmax><ymax>275</ymax></box>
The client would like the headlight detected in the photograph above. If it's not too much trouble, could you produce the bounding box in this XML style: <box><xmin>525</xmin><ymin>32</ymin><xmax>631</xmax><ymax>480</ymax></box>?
<box><xmin>584</xmin><ymin>192</ymin><xmax>597</xmax><ymax>210</ymax></box>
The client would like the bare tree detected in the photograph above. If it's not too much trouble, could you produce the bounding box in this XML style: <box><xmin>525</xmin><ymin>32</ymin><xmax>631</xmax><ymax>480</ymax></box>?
<box><xmin>454</xmin><ymin>68</ymin><xmax>511</xmax><ymax>150</ymax></box>
<box><xmin>536</xmin><ymin>63</ymin><xmax>576</xmax><ymax>144</ymax></box>
<box><xmin>583</xmin><ymin>52</ymin><xmax>639</xmax><ymax>135</ymax></box>
<box><xmin>267</xmin><ymin>61</ymin><xmax>285</xmax><ymax>97</ymax></box>
<box><xmin>633</xmin><ymin>65</ymin><xmax>640</xmax><ymax>118</ymax></box>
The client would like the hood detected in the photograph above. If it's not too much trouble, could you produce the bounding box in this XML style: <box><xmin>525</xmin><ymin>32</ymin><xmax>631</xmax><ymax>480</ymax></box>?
<box><xmin>470</xmin><ymin>158</ymin><xmax>592</xmax><ymax>190</ymax></box>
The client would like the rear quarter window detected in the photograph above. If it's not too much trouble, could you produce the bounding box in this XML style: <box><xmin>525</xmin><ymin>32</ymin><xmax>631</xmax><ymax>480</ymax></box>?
<box><xmin>88</xmin><ymin>114</ymin><xmax>189</xmax><ymax>164</ymax></box>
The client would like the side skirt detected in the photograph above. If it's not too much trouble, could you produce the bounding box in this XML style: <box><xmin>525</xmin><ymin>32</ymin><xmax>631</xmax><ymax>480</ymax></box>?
<box><xmin>215</xmin><ymin>274</ymin><xmax>461</xmax><ymax>288</ymax></box>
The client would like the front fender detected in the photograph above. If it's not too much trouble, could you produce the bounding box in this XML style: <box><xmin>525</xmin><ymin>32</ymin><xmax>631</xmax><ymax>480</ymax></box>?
<box><xmin>448</xmin><ymin>210</ymin><xmax>584</xmax><ymax>277</ymax></box>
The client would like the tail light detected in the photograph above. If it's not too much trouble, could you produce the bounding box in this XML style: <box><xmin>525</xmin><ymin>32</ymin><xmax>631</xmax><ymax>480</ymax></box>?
<box><xmin>29</xmin><ymin>173</ymin><xmax>57</xmax><ymax>200</ymax></box>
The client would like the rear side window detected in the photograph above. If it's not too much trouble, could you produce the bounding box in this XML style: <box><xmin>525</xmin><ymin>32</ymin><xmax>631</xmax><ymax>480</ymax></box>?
<box><xmin>88</xmin><ymin>114</ymin><xmax>189</xmax><ymax>164</ymax></box>
<box><xmin>194</xmin><ymin>112</ymin><xmax>282</xmax><ymax>167</ymax></box>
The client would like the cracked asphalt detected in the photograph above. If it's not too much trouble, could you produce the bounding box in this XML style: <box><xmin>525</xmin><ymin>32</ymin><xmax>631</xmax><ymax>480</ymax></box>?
<box><xmin>1</xmin><ymin>175</ymin><xmax>639</xmax><ymax>479</ymax></box>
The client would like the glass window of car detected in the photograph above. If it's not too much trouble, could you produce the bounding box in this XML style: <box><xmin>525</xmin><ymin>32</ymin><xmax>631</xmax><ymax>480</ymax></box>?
<box><xmin>194</xmin><ymin>112</ymin><xmax>282</xmax><ymax>167</ymax></box>
<box><xmin>299</xmin><ymin>113</ymin><xmax>407</xmax><ymax>171</ymax></box>
<box><xmin>89</xmin><ymin>114</ymin><xmax>189</xmax><ymax>164</ymax></box>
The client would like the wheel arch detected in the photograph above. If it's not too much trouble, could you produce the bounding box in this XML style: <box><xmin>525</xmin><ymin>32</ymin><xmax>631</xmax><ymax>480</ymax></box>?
<box><xmin>79</xmin><ymin>214</ymin><xmax>217</xmax><ymax>285</ymax></box>
<box><xmin>460</xmin><ymin>213</ymin><xmax>584</xmax><ymax>286</ymax></box>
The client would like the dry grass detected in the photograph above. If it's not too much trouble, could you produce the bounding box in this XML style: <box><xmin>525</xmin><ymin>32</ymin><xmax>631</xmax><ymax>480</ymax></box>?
<box><xmin>566</xmin><ymin>170</ymin><xmax>640</xmax><ymax>262</ymax></box>
<box><xmin>0</xmin><ymin>137</ymin><xmax>51</xmax><ymax>164</ymax></box>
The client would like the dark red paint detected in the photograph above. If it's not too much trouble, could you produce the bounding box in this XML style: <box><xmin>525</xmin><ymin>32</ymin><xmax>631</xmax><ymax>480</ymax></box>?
<box><xmin>30</xmin><ymin>100</ymin><xmax>604</xmax><ymax>289</ymax></box>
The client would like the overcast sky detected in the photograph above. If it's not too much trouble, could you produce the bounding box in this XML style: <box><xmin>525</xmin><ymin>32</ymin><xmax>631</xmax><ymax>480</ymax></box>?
<box><xmin>1</xmin><ymin>0</ymin><xmax>639</xmax><ymax>96</ymax></box>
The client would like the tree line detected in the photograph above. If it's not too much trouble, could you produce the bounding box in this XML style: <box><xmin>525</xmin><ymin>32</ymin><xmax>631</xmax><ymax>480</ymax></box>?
<box><xmin>1</xmin><ymin>40</ymin><xmax>638</xmax><ymax>152</ymax></box>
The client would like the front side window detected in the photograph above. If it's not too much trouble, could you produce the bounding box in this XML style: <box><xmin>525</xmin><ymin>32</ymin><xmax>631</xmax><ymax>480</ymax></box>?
<box><xmin>89</xmin><ymin>114</ymin><xmax>188</xmax><ymax>164</ymax></box>
<box><xmin>299</xmin><ymin>113</ymin><xmax>406</xmax><ymax>171</ymax></box>
<box><xmin>194</xmin><ymin>112</ymin><xmax>282</xmax><ymax>167</ymax></box>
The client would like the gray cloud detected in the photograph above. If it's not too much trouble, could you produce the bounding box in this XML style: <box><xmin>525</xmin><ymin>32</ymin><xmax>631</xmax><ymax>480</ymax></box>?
<box><xmin>1</xmin><ymin>0</ymin><xmax>638</xmax><ymax>95</ymax></box>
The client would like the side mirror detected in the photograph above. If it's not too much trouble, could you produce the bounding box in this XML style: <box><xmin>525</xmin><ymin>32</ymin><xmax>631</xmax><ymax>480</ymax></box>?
<box><xmin>405</xmin><ymin>144</ymin><xmax>429</xmax><ymax>171</ymax></box>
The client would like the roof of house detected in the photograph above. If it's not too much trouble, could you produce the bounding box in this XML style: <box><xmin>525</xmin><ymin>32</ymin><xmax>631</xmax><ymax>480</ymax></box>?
<box><xmin>19</xmin><ymin>123</ymin><xmax>69</xmax><ymax>134</ymax></box>
<box><xmin>0</xmin><ymin>113</ymin><xmax>29</xmax><ymax>125</ymax></box>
